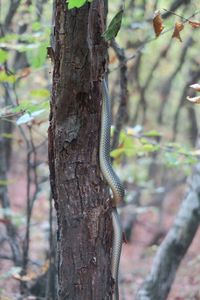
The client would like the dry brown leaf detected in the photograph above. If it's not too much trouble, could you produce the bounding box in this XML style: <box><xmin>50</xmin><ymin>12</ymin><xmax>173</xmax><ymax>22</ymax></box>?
<box><xmin>13</xmin><ymin>271</ymin><xmax>36</xmax><ymax>282</ymax></box>
<box><xmin>41</xmin><ymin>260</ymin><xmax>49</xmax><ymax>273</ymax></box>
<box><xmin>188</xmin><ymin>20</ymin><xmax>200</xmax><ymax>28</ymax></box>
<box><xmin>172</xmin><ymin>22</ymin><xmax>184</xmax><ymax>42</ymax></box>
<box><xmin>153</xmin><ymin>11</ymin><xmax>164</xmax><ymax>37</ymax></box>
<box><xmin>17</xmin><ymin>67</ymin><xmax>31</xmax><ymax>79</ymax></box>
<box><xmin>109</xmin><ymin>54</ymin><xmax>117</xmax><ymax>64</ymax></box>
<box><xmin>187</xmin><ymin>96</ymin><xmax>200</xmax><ymax>104</ymax></box>
<box><xmin>190</xmin><ymin>83</ymin><xmax>200</xmax><ymax>92</ymax></box>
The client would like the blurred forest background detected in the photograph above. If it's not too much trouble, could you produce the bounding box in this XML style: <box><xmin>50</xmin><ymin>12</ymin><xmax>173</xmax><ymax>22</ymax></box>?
<box><xmin>0</xmin><ymin>0</ymin><xmax>200</xmax><ymax>299</ymax></box>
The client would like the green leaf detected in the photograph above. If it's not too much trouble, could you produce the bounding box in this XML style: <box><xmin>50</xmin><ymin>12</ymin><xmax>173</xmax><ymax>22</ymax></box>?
<box><xmin>124</xmin><ymin>135</ymin><xmax>136</xmax><ymax>157</ymax></box>
<box><xmin>1</xmin><ymin>133</ymin><xmax>14</xmax><ymax>139</ymax></box>
<box><xmin>30</xmin><ymin>88</ymin><xmax>50</xmax><ymax>98</ymax></box>
<box><xmin>143</xmin><ymin>130</ymin><xmax>162</xmax><ymax>137</ymax></box>
<box><xmin>0</xmin><ymin>71</ymin><xmax>16</xmax><ymax>83</ymax></box>
<box><xmin>68</xmin><ymin>0</ymin><xmax>87</xmax><ymax>9</ymax></box>
<box><xmin>141</xmin><ymin>144</ymin><xmax>160</xmax><ymax>152</ymax></box>
<box><xmin>0</xmin><ymin>33</ymin><xmax>18</xmax><ymax>43</ymax></box>
<box><xmin>110</xmin><ymin>148</ymin><xmax>124</xmax><ymax>158</ymax></box>
<box><xmin>0</xmin><ymin>49</ymin><xmax>9</xmax><ymax>63</ymax></box>
<box><xmin>26</xmin><ymin>42</ymin><xmax>48</xmax><ymax>69</ymax></box>
<box><xmin>32</xmin><ymin>21</ymin><xmax>42</xmax><ymax>31</ymax></box>
<box><xmin>102</xmin><ymin>9</ymin><xmax>124</xmax><ymax>41</ymax></box>
<box><xmin>13</xmin><ymin>100</ymin><xmax>49</xmax><ymax>114</ymax></box>
<box><xmin>164</xmin><ymin>152</ymin><xmax>179</xmax><ymax>167</ymax></box>
<box><xmin>0</xmin><ymin>179</ymin><xmax>10</xmax><ymax>186</ymax></box>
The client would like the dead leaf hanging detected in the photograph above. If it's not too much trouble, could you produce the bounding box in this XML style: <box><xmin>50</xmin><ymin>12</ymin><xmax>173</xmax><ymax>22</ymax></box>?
<box><xmin>188</xmin><ymin>20</ymin><xmax>200</xmax><ymax>28</ymax></box>
<box><xmin>187</xmin><ymin>96</ymin><xmax>200</xmax><ymax>104</ymax></box>
<box><xmin>189</xmin><ymin>83</ymin><xmax>200</xmax><ymax>92</ymax></box>
<box><xmin>153</xmin><ymin>11</ymin><xmax>164</xmax><ymax>37</ymax></box>
<box><xmin>172</xmin><ymin>22</ymin><xmax>184</xmax><ymax>42</ymax></box>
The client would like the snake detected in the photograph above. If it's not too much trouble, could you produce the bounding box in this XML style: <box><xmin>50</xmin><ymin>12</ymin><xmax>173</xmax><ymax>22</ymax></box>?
<box><xmin>99</xmin><ymin>78</ymin><xmax>124</xmax><ymax>300</ymax></box>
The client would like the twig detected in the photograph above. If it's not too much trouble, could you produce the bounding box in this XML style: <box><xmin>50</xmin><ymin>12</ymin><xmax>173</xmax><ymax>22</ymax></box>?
<box><xmin>157</xmin><ymin>36</ymin><xmax>194</xmax><ymax>124</ymax></box>
<box><xmin>133</xmin><ymin>40</ymin><xmax>172</xmax><ymax>124</ymax></box>
<box><xmin>111</xmin><ymin>40</ymin><xmax>129</xmax><ymax>150</ymax></box>
<box><xmin>109</xmin><ymin>10</ymin><xmax>200</xmax><ymax>74</ymax></box>
<box><xmin>4</xmin><ymin>0</ymin><xmax>21</xmax><ymax>30</ymax></box>
<box><xmin>162</xmin><ymin>8</ymin><xmax>190</xmax><ymax>21</ymax></box>
<box><xmin>162</xmin><ymin>0</ymin><xmax>193</xmax><ymax>19</ymax></box>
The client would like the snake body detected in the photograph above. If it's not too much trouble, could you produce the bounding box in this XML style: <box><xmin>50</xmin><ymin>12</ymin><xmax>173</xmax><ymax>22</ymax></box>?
<box><xmin>100</xmin><ymin>78</ymin><xmax>124</xmax><ymax>300</ymax></box>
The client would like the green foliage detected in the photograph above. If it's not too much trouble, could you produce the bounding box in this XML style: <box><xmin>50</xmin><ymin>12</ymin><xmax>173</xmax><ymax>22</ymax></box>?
<box><xmin>111</xmin><ymin>130</ymin><xmax>161</xmax><ymax>159</ymax></box>
<box><xmin>13</xmin><ymin>99</ymin><xmax>48</xmax><ymax>113</ymax></box>
<box><xmin>31</xmin><ymin>21</ymin><xmax>42</xmax><ymax>32</ymax></box>
<box><xmin>30</xmin><ymin>88</ymin><xmax>50</xmax><ymax>98</ymax></box>
<box><xmin>111</xmin><ymin>129</ymin><xmax>197</xmax><ymax>171</ymax></box>
<box><xmin>143</xmin><ymin>130</ymin><xmax>162</xmax><ymax>137</ymax></box>
<box><xmin>102</xmin><ymin>9</ymin><xmax>124</xmax><ymax>41</ymax></box>
<box><xmin>0</xmin><ymin>179</ymin><xmax>10</xmax><ymax>186</ymax></box>
<box><xmin>1</xmin><ymin>133</ymin><xmax>14</xmax><ymax>139</ymax></box>
<box><xmin>140</xmin><ymin>143</ymin><xmax>160</xmax><ymax>153</ymax></box>
<box><xmin>0</xmin><ymin>49</ymin><xmax>9</xmax><ymax>63</ymax></box>
<box><xmin>67</xmin><ymin>0</ymin><xmax>92</xmax><ymax>9</ymax></box>
<box><xmin>0</xmin><ymin>33</ymin><xmax>18</xmax><ymax>43</ymax></box>
<box><xmin>111</xmin><ymin>131</ymin><xmax>136</xmax><ymax>158</ymax></box>
<box><xmin>0</xmin><ymin>71</ymin><xmax>16</xmax><ymax>83</ymax></box>
<box><xmin>26</xmin><ymin>42</ymin><xmax>48</xmax><ymax>69</ymax></box>
<box><xmin>164</xmin><ymin>151</ymin><xmax>180</xmax><ymax>167</ymax></box>
<box><xmin>13</xmin><ymin>97</ymin><xmax>49</xmax><ymax>125</ymax></box>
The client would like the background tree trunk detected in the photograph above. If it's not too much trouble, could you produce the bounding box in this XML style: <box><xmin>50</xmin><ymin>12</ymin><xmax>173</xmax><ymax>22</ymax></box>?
<box><xmin>48</xmin><ymin>1</ymin><xmax>113</xmax><ymax>299</ymax></box>
<box><xmin>136</xmin><ymin>161</ymin><xmax>200</xmax><ymax>300</ymax></box>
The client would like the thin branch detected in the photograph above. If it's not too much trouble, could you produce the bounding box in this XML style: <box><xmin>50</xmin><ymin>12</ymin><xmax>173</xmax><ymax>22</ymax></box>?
<box><xmin>157</xmin><ymin>36</ymin><xmax>194</xmax><ymax>124</ymax></box>
<box><xmin>111</xmin><ymin>40</ymin><xmax>129</xmax><ymax>150</ymax></box>
<box><xmin>162</xmin><ymin>0</ymin><xmax>192</xmax><ymax>19</ymax></box>
<box><xmin>4</xmin><ymin>0</ymin><xmax>21</xmax><ymax>30</ymax></box>
<box><xmin>133</xmin><ymin>40</ymin><xmax>172</xmax><ymax>124</ymax></box>
<box><xmin>0</xmin><ymin>254</ymin><xmax>13</xmax><ymax>260</ymax></box>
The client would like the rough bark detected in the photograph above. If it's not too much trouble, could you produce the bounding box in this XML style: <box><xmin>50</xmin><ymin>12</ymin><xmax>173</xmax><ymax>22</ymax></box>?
<box><xmin>136</xmin><ymin>163</ymin><xmax>200</xmax><ymax>300</ymax></box>
<box><xmin>48</xmin><ymin>1</ymin><xmax>113</xmax><ymax>299</ymax></box>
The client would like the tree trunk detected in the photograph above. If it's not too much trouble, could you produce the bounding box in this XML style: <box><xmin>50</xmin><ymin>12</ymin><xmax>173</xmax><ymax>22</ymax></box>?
<box><xmin>136</xmin><ymin>162</ymin><xmax>200</xmax><ymax>300</ymax></box>
<box><xmin>48</xmin><ymin>1</ymin><xmax>113</xmax><ymax>299</ymax></box>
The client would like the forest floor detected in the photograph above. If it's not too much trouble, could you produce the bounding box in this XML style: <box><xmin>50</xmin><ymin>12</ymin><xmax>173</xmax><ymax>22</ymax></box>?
<box><xmin>120</xmin><ymin>186</ymin><xmax>200</xmax><ymax>300</ymax></box>
<box><xmin>0</xmin><ymin>159</ymin><xmax>200</xmax><ymax>300</ymax></box>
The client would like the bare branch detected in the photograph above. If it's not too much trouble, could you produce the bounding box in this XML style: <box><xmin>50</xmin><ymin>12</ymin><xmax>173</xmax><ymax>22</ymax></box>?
<box><xmin>4</xmin><ymin>0</ymin><xmax>21</xmax><ymax>30</ymax></box>
<box><xmin>157</xmin><ymin>37</ymin><xmax>194</xmax><ymax>124</ymax></box>
<box><xmin>111</xmin><ymin>40</ymin><xmax>129</xmax><ymax>150</ymax></box>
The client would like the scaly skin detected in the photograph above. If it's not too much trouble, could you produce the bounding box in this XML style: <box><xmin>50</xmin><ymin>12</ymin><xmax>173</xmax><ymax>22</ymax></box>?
<box><xmin>100</xmin><ymin>78</ymin><xmax>124</xmax><ymax>300</ymax></box>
